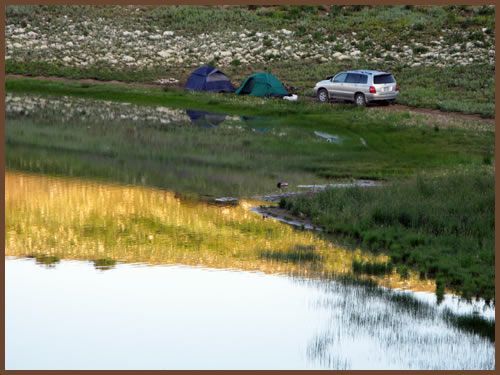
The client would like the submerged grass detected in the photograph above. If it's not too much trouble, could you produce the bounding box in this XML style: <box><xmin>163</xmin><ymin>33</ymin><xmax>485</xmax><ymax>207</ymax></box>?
<box><xmin>281</xmin><ymin>170</ymin><xmax>495</xmax><ymax>301</ymax></box>
<box><xmin>29</xmin><ymin>254</ymin><xmax>60</xmax><ymax>267</ymax></box>
<box><xmin>303</xmin><ymin>275</ymin><xmax>495</xmax><ymax>345</ymax></box>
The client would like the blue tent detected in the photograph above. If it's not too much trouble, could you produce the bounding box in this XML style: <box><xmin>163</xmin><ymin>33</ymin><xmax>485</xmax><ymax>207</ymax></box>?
<box><xmin>185</xmin><ymin>65</ymin><xmax>235</xmax><ymax>93</ymax></box>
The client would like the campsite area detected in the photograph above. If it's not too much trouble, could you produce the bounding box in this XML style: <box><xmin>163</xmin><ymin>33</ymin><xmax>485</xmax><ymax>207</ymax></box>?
<box><xmin>5</xmin><ymin>5</ymin><xmax>496</xmax><ymax>370</ymax></box>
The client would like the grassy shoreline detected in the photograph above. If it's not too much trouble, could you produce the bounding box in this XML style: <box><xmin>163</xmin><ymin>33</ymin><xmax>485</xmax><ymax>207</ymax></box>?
<box><xmin>280</xmin><ymin>170</ymin><xmax>495</xmax><ymax>302</ymax></box>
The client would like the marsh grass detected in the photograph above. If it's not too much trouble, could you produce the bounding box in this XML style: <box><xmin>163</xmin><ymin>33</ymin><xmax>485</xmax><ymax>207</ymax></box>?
<box><xmin>281</xmin><ymin>170</ymin><xmax>495</xmax><ymax>301</ymax></box>
<box><xmin>302</xmin><ymin>275</ymin><xmax>494</xmax><ymax>366</ymax></box>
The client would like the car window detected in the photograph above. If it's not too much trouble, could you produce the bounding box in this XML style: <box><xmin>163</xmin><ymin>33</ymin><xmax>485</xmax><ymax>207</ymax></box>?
<box><xmin>358</xmin><ymin>74</ymin><xmax>368</xmax><ymax>84</ymax></box>
<box><xmin>345</xmin><ymin>73</ymin><xmax>359</xmax><ymax>83</ymax></box>
<box><xmin>374</xmin><ymin>74</ymin><xmax>396</xmax><ymax>84</ymax></box>
<box><xmin>333</xmin><ymin>73</ymin><xmax>347</xmax><ymax>83</ymax></box>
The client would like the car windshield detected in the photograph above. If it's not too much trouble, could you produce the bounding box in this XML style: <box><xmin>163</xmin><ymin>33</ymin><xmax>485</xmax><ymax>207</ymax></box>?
<box><xmin>374</xmin><ymin>74</ymin><xmax>395</xmax><ymax>84</ymax></box>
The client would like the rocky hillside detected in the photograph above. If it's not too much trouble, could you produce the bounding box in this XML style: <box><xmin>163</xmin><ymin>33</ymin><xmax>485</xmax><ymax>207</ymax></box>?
<box><xmin>6</xmin><ymin>5</ymin><xmax>495</xmax><ymax>71</ymax></box>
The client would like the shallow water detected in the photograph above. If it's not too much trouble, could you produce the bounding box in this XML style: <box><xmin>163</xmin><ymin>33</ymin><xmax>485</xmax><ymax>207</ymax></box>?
<box><xmin>6</xmin><ymin>257</ymin><xmax>494</xmax><ymax>370</ymax></box>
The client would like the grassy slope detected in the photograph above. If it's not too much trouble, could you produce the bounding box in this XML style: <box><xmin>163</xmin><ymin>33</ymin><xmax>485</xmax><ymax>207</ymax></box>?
<box><xmin>280</xmin><ymin>170</ymin><xmax>495</xmax><ymax>302</ymax></box>
<box><xmin>6</xmin><ymin>5</ymin><xmax>496</xmax><ymax>117</ymax></box>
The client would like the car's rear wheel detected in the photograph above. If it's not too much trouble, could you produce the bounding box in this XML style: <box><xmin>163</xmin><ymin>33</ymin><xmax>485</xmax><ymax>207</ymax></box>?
<box><xmin>355</xmin><ymin>93</ymin><xmax>366</xmax><ymax>107</ymax></box>
<box><xmin>317</xmin><ymin>89</ymin><xmax>329</xmax><ymax>103</ymax></box>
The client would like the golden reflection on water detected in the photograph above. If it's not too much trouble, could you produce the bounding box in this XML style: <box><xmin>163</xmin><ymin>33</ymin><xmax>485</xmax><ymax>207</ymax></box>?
<box><xmin>6</xmin><ymin>171</ymin><xmax>435</xmax><ymax>292</ymax></box>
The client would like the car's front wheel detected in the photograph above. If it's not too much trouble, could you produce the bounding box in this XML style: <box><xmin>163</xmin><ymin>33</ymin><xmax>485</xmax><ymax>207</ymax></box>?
<box><xmin>317</xmin><ymin>89</ymin><xmax>329</xmax><ymax>103</ymax></box>
<box><xmin>355</xmin><ymin>93</ymin><xmax>366</xmax><ymax>107</ymax></box>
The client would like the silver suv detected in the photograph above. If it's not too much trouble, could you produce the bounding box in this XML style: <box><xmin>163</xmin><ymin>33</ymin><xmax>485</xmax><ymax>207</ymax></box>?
<box><xmin>314</xmin><ymin>70</ymin><xmax>399</xmax><ymax>106</ymax></box>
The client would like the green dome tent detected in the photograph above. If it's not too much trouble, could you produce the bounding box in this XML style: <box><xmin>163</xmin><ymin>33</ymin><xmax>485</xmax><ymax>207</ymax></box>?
<box><xmin>235</xmin><ymin>72</ymin><xmax>289</xmax><ymax>97</ymax></box>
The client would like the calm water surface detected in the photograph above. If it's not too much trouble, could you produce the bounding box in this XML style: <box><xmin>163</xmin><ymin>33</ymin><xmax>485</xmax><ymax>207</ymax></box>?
<box><xmin>5</xmin><ymin>258</ymin><xmax>494</xmax><ymax>370</ymax></box>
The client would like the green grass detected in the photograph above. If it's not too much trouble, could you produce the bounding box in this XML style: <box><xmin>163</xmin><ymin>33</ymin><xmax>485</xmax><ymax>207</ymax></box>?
<box><xmin>5</xmin><ymin>77</ymin><xmax>331</xmax><ymax>117</ymax></box>
<box><xmin>393</xmin><ymin>64</ymin><xmax>495</xmax><ymax>118</ymax></box>
<box><xmin>6</xmin><ymin>82</ymin><xmax>493</xmax><ymax>197</ymax></box>
<box><xmin>280</xmin><ymin>170</ymin><xmax>495</xmax><ymax>301</ymax></box>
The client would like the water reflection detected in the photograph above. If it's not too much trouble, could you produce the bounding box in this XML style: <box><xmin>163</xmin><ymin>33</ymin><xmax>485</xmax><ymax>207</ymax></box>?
<box><xmin>7</xmin><ymin>171</ymin><xmax>435</xmax><ymax>292</ymax></box>
<box><xmin>186</xmin><ymin>109</ymin><xmax>227</xmax><ymax>128</ymax></box>
<box><xmin>6</xmin><ymin>93</ymin><xmax>330</xmax><ymax>197</ymax></box>
<box><xmin>6</xmin><ymin>92</ymin><xmax>192</xmax><ymax>126</ymax></box>
<box><xmin>5</xmin><ymin>258</ymin><xmax>494</xmax><ymax>370</ymax></box>
<box><xmin>302</xmin><ymin>277</ymin><xmax>494</xmax><ymax>369</ymax></box>
<box><xmin>92</xmin><ymin>258</ymin><xmax>117</xmax><ymax>271</ymax></box>
<box><xmin>5</xmin><ymin>171</ymin><xmax>376</xmax><ymax>278</ymax></box>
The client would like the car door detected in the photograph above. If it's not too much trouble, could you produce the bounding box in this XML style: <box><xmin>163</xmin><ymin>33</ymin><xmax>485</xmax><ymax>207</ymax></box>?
<box><xmin>328</xmin><ymin>72</ymin><xmax>347</xmax><ymax>99</ymax></box>
<box><xmin>344</xmin><ymin>73</ymin><xmax>361</xmax><ymax>100</ymax></box>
